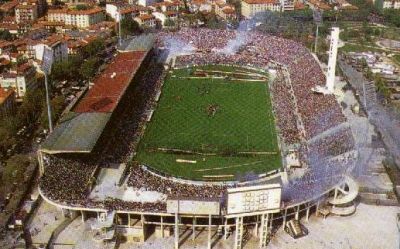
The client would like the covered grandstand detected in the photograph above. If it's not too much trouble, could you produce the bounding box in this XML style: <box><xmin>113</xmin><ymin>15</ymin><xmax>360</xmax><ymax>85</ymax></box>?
<box><xmin>39</xmin><ymin>51</ymin><xmax>149</xmax><ymax>155</ymax></box>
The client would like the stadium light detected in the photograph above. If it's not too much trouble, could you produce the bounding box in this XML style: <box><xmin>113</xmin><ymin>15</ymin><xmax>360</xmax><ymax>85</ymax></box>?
<box><xmin>40</xmin><ymin>47</ymin><xmax>54</xmax><ymax>132</ymax></box>
<box><xmin>118</xmin><ymin>9</ymin><xmax>122</xmax><ymax>47</ymax></box>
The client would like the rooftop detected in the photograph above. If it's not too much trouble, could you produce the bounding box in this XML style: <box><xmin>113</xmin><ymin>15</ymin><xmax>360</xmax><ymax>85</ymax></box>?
<box><xmin>0</xmin><ymin>0</ymin><xmax>18</xmax><ymax>12</ymax></box>
<box><xmin>242</xmin><ymin>0</ymin><xmax>279</xmax><ymax>4</ymax></box>
<box><xmin>137</xmin><ymin>14</ymin><xmax>155</xmax><ymax>21</ymax></box>
<box><xmin>0</xmin><ymin>87</ymin><xmax>14</xmax><ymax>104</ymax></box>
<box><xmin>73</xmin><ymin>51</ymin><xmax>147</xmax><ymax>113</ymax></box>
<box><xmin>48</xmin><ymin>7</ymin><xmax>104</xmax><ymax>15</ymax></box>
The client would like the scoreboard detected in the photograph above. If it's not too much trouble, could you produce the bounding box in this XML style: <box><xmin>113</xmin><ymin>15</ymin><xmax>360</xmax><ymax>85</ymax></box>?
<box><xmin>167</xmin><ymin>199</ymin><xmax>220</xmax><ymax>215</ymax></box>
<box><xmin>227</xmin><ymin>184</ymin><xmax>281</xmax><ymax>215</ymax></box>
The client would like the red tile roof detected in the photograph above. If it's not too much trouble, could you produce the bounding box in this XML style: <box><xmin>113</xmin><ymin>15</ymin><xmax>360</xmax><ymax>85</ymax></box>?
<box><xmin>0</xmin><ymin>87</ymin><xmax>15</xmax><ymax>104</ymax></box>
<box><xmin>243</xmin><ymin>0</ymin><xmax>279</xmax><ymax>4</ymax></box>
<box><xmin>48</xmin><ymin>7</ymin><xmax>103</xmax><ymax>15</ymax></box>
<box><xmin>120</xmin><ymin>6</ymin><xmax>140</xmax><ymax>14</ymax></box>
<box><xmin>0</xmin><ymin>40</ymin><xmax>13</xmax><ymax>48</ymax></box>
<box><xmin>0</xmin><ymin>0</ymin><xmax>18</xmax><ymax>12</ymax></box>
<box><xmin>73</xmin><ymin>51</ymin><xmax>147</xmax><ymax>113</ymax></box>
<box><xmin>138</xmin><ymin>14</ymin><xmax>155</xmax><ymax>21</ymax></box>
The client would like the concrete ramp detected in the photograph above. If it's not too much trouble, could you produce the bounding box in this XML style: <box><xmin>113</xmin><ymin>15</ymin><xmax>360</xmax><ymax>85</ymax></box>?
<box><xmin>330</xmin><ymin>204</ymin><xmax>356</xmax><ymax>216</ymax></box>
<box><xmin>328</xmin><ymin>176</ymin><xmax>359</xmax><ymax>206</ymax></box>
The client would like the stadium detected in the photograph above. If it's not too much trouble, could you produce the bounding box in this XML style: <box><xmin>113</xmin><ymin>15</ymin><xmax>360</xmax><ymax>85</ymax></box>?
<box><xmin>37</xmin><ymin>28</ymin><xmax>359</xmax><ymax>248</ymax></box>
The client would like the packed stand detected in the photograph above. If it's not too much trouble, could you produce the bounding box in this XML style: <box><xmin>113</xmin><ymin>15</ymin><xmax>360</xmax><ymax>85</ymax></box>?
<box><xmin>270</xmin><ymin>71</ymin><xmax>300</xmax><ymax>145</ymax></box>
<box><xmin>40</xmin><ymin>155</ymin><xmax>98</xmax><ymax>205</ymax></box>
<box><xmin>127</xmin><ymin>166</ymin><xmax>226</xmax><ymax>199</ymax></box>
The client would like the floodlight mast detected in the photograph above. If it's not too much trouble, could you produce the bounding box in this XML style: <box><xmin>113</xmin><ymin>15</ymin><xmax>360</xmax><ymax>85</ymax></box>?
<box><xmin>314</xmin><ymin>25</ymin><xmax>319</xmax><ymax>54</ymax></box>
<box><xmin>312</xmin><ymin>27</ymin><xmax>340</xmax><ymax>95</ymax></box>
<box><xmin>41</xmin><ymin>47</ymin><xmax>54</xmax><ymax>132</ymax></box>
<box><xmin>118</xmin><ymin>9</ymin><xmax>122</xmax><ymax>46</ymax></box>
<box><xmin>44</xmin><ymin>73</ymin><xmax>53</xmax><ymax>132</ymax></box>
<box><xmin>326</xmin><ymin>27</ymin><xmax>340</xmax><ymax>92</ymax></box>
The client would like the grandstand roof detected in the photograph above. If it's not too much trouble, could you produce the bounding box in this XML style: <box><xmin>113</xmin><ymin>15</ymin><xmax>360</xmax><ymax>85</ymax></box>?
<box><xmin>40</xmin><ymin>112</ymin><xmax>111</xmax><ymax>154</ymax></box>
<box><xmin>41</xmin><ymin>50</ymin><xmax>148</xmax><ymax>154</ymax></box>
<box><xmin>118</xmin><ymin>34</ymin><xmax>155</xmax><ymax>52</ymax></box>
<box><xmin>73</xmin><ymin>51</ymin><xmax>147</xmax><ymax>113</ymax></box>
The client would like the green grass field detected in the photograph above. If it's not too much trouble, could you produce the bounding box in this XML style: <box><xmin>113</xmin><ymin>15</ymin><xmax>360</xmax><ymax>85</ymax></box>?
<box><xmin>135</xmin><ymin>65</ymin><xmax>281</xmax><ymax>181</ymax></box>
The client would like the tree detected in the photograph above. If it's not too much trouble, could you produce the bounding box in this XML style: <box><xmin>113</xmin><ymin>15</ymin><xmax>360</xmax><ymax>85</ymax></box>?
<box><xmin>2</xmin><ymin>154</ymin><xmax>31</xmax><ymax>184</ymax></box>
<box><xmin>375</xmin><ymin>75</ymin><xmax>390</xmax><ymax>99</ymax></box>
<box><xmin>164</xmin><ymin>18</ymin><xmax>176</xmax><ymax>27</ymax></box>
<box><xmin>40</xmin><ymin>95</ymin><xmax>65</xmax><ymax>129</ymax></box>
<box><xmin>80</xmin><ymin>57</ymin><xmax>100</xmax><ymax>80</ymax></box>
<box><xmin>51</xmin><ymin>55</ymin><xmax>83</xmax><ymax>81</ymax></box>
<box><xmin>82</xmin><ymin>39</ymin><xmax>105</xmax><ymax>58</ymax></box>
<box><xmin>182</xmin><ymin>13</ymin><xmax>197</xmax><ymax>27</ymax></box>
<box><xmin>0</xmin><ymin>30</ymin><xmax>13</xmax><ymax>41</ymax></box>
<box><xmin>204</xmin><ymin>13</ymin><xmax>225</xmax><ymax>29</ymax></box>
<box><xmin>359</xmin><ymin>58</ymin><xmax>368</xmax><ymax>69</ymax></box>
<box><xmin>17</xmin><ymin>89</ymin><xmax>45</xmax><ymax>126</ymax></box>
<box><xmin>382</xmin><ymin>9</ymin><xmax>400</xmax><ymax>27</ymax></box>
<box><xmin>366</xmin><ymin>68</ymin><xmax>373</xmax><ymax>80</ymax></box>
<box><xmin>0</xmin><ymin>124</ymin><xmax>16</xmax><ymax>155</ymax></box>
<box><xmin>120</xmin><ymin>18</ymin><xmax>141</xmax><ymax>37</ymax></box>
<box><xmin>75</xmin><ymin>4</ymin><xmax>90</xmax><ymax>10</ymax></box>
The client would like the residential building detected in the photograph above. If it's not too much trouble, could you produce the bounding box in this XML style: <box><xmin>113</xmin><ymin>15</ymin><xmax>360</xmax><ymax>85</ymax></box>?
<box><xmin>215</xmin><ymin>1</ymin><xmax>236</xmax><ymax>20</ymax></box>
<box><xmin>120</xmin><ymin>7</ymin><xmax>140</xmax><ymax>20</ymax></box>
<box><xmin>33</xmin><ymin>20</ymin><xmax>65</xmax><ymax>32</ymax></box>
<box><xmin>0</xmin><ymin>41</ymin><xmax>15</xmax><ymax>54</ymax></box>
<box><xmin>32</xmin><ymin>35</ymin><xmax>68</xmax><ymax>62</ymax></box>
<box><xmin>66</xmin><ymin>38</ymin><xmax>87</xmax><ymax>54</ymax></box>
<box><xmin>282</xmin><ymin>0</ymin><xmax>294</xmax><ymax>11</ymax></box>
<box><xmin>150</xmin><ymin>1</ymin><xmax>180</xmax><ymax>12</ymax></box>
<box><xmin>241</xmin><ymin>0</ymin><xmax>282</xmax><ymax>18</ymax></box>
<box><xmin>138</xmin><ymin>0</ymin><xmax>157</xmax><ymax>7</ymax></box>
<box><xmin>150</xmin><ymin>1</ymin><xmax>180</xmax><ymax>26</ymax></box>
<box><xmin>0</xmin><ymin>87</ymin><xmax>16</xmax><ymax>117</ymax></box>
<box><xmin>15</xmin><ymin>2</ymin><xmax>38</xmax><ymax>24</ymax></box>
<box><xmin>47</xmin><ymin>7</ymin><xmax>105</xmax><ymax>28</ymax></box>
<box><xmin>106</xmin><ymin>3</ymin><xmax>140</xmax><ymax>22</ymax></box>
<box><xmin>305</xmin><ymin>0</ymin><xmax>332</xmax><ymax>10</ymax></box>
<box><xmin>134</xmin><ymin>14</ymin><xmax>156</xmax><ymax>28</ymax></box>
<box><xmin>152</xmin><ymin>10</ymin><xmax>178</xmax><ymax>26</ymax></box>
<box><xmin>0</xmin><ymin>63</ymin><xmax>37</xmax><ymax>98</ymax></box>
<box><xmin>375</xmin><ymin>0</ymin><xmax>400</xmax><ymax>9</ymax></box>
<box><xmin>189</xmin><ymin>0</ymin><xmax>212</xmax><ymax>12</ymax></box>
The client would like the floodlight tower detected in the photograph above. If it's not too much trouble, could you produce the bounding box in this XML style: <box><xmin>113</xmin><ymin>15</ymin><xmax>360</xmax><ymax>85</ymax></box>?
<box><xmin>326</xmin><ymin>27</ymin><xmax>340</xmax><ymax>92</ymax></box>
<box><xmin>118</xmin><ymin>9</ymin><xmax>122</xmax><ymax>46</ymax></box>
<box><xmin>313</xmin><ymin>27</ymin><xmax>340</xmax><ymax>95</ymax></box>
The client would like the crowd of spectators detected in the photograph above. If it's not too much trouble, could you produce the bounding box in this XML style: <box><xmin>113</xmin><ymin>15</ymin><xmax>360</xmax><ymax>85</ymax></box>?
<box><xmin>127</xmin><ymin>166</ymin><xmax>226</xmax><ymax>199</ymax></box>
<box><xmin>100</xmin><ymin>63</ymin><xmax>165</xmax><ymax>164</ymax></box>
<box><xmin>157</xmin><ymin>28</ymin><xmax>236</xmax><ymax>51</ymax></box>
<box><xmin>283</xmin><ymin>154</ymin><xmax>356</xmax><ymax>206</ymax></box>
<box><xmin>308</xmin><ymin>128</ymin><xmax>355</xmax><ymax>159</ymax></box>
<box><xmin>270</xmin><ymin>70</ymin><xmax>300</xmax><ymax>145</ymax></box>
<box><xmin>40</xmin><ymin>155</ymin><xmax>98</xmax><ymax>205</ymax></box>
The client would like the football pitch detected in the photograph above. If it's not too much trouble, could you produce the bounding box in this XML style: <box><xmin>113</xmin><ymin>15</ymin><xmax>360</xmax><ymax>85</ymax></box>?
<box><xmin>135</xmin><ymin>65</ymin><xmax>281</xmax><ymax>181</ymax></box>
